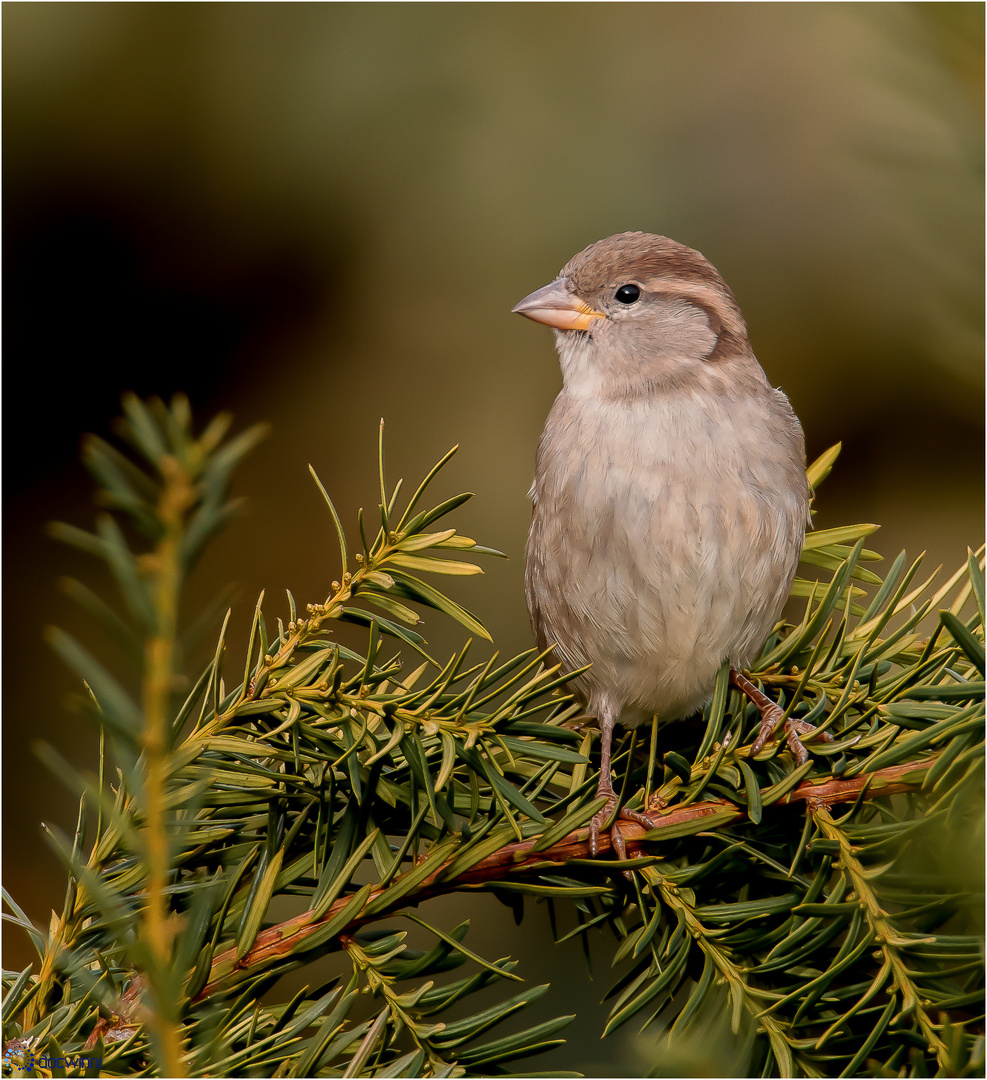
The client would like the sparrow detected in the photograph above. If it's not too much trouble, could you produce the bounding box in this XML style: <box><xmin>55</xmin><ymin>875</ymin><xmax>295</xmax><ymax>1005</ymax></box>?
<box><xmin>514</xmin><ymin>232</ymin><xmax>826</xmax><ymax>857</ymax></box>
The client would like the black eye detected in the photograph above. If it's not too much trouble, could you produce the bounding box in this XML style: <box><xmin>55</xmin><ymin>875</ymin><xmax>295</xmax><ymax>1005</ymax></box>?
<box><xmin>614</xmin><ymin>283</ymin><xmax>641</xmax><ymax>305</ymax></box>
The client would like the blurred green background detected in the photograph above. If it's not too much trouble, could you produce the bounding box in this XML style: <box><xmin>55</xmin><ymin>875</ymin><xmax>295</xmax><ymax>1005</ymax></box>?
<box><xmin>3</xmin><ymin>3</ymin><xmax>983</xmax><ymax>1073</ymax></box>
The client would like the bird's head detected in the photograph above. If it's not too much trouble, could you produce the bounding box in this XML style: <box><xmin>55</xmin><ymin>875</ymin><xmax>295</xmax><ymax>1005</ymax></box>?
<box><xmin>512</xmin><ymin>232</ymin><xmax>755</xmax><ymax>399</ymax></box>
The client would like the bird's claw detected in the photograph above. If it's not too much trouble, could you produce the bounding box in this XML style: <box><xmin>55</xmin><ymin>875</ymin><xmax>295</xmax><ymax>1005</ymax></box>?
<box><xmin>589</xmin><ymin>798</ymin><xmax>653</xmax><ymax>861</ymax></box>
<box><xmin>750</xmin><ymin>705</ymin><xmax>834</xmax><ymax>765</ymax></box>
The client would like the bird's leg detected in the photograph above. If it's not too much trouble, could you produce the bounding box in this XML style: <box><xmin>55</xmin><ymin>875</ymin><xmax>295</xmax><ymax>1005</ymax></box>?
<box><xmin>729</xmin><ymin>669</ymin><xmax>833</xmax><ymax>765</ymax></box>
<box><xmin>590</xmin><ymin>705</ymin><xmax>653</xmax><ymax>858</ymax></box>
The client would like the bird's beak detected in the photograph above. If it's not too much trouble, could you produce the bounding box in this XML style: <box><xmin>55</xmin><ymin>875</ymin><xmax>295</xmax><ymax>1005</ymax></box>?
<box><xmin>511</xmin><ymin>279</ymin><xmax>606</xmax><ymax>331</ymax></box>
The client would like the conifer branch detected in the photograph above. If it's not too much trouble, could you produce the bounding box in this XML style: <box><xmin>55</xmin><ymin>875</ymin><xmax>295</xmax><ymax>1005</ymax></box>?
<box><xmin>194</xmin><ymin>757</ymin><xmax>934</xmax><ymax>1002</ymax></box>
<box><xmin>4</xmin><ymin>406</ymin><xmax>981</xmax><ymax>1079</ymax></box>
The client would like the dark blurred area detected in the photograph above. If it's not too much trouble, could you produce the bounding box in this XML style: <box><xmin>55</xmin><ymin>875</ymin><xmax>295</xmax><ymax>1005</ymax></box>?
<box><xmin>3</xmin><ymin>4</ymin><xmax>983</xmax><ymax>1073</ymax></box>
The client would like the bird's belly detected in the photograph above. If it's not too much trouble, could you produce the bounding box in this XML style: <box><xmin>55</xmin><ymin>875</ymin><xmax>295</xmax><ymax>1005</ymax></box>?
<box><xmin>526</xmin><ymin>402</ymin><xmax>804</xmax><ymax>723</ymax></box>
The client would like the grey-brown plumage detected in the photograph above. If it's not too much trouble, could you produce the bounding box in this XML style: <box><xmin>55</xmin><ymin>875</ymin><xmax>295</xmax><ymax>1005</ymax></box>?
<box><xmin>514</xmin><ymin>232</ymin><xmax>815</xmax><ymax>856</ymax></box>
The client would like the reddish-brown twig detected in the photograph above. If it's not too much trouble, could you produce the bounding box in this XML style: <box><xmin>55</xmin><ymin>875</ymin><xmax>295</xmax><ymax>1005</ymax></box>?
<box><xmin>194</xmin><ymin>756</ymin><xmax>932</xmax><ymax>1001</ymax></box>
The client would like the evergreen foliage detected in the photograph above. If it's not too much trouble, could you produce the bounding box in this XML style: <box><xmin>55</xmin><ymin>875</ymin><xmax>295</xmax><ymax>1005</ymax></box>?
<box><xmin>2</xmin><ymin>396</ymin><xmax>983</xmax><ymax>1078</ymax></box>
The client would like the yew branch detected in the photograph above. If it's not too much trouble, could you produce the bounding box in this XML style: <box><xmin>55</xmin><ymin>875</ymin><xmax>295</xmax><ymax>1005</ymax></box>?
<box><xmin>195</xmin><ymin>756</ymin><xmax>932</xmax><ymax>1001</ymax></box>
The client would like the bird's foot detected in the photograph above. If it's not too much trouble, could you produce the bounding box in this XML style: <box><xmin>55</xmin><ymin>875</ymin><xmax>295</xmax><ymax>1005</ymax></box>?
<box><xmin>730</xmin><ymin>669</ymin><xmax>833</xmax><ymax>765</ymax></box>
<box><xmin>589</xmin><ymin>795</ymin><xmax>653</xmax><ymax>860</ymax></box>
<box><xmin>750</xmin><ymin>705</ymin><xmax>835</xmax><ymax>765</ymax></box>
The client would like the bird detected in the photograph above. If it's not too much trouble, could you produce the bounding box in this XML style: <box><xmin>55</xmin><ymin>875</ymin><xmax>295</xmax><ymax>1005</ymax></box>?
<box><xmin>513</xmin><ymin>232</ymin><xmax>828</xmax><ymax>858</ymax></box>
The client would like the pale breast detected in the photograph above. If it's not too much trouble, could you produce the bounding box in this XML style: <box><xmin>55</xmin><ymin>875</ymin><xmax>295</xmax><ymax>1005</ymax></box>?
<box><xmin>526</xmin><ymin>386</ymin><xmax>808</xmax><ymax>724</ymax></box>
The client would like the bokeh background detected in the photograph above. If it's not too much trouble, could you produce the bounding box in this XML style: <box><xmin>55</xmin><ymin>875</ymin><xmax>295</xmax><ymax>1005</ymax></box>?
<box><xmin>4</xmin><ymin>3</ymin><xmax>983</xmax><ymax>1073</ymax></box>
